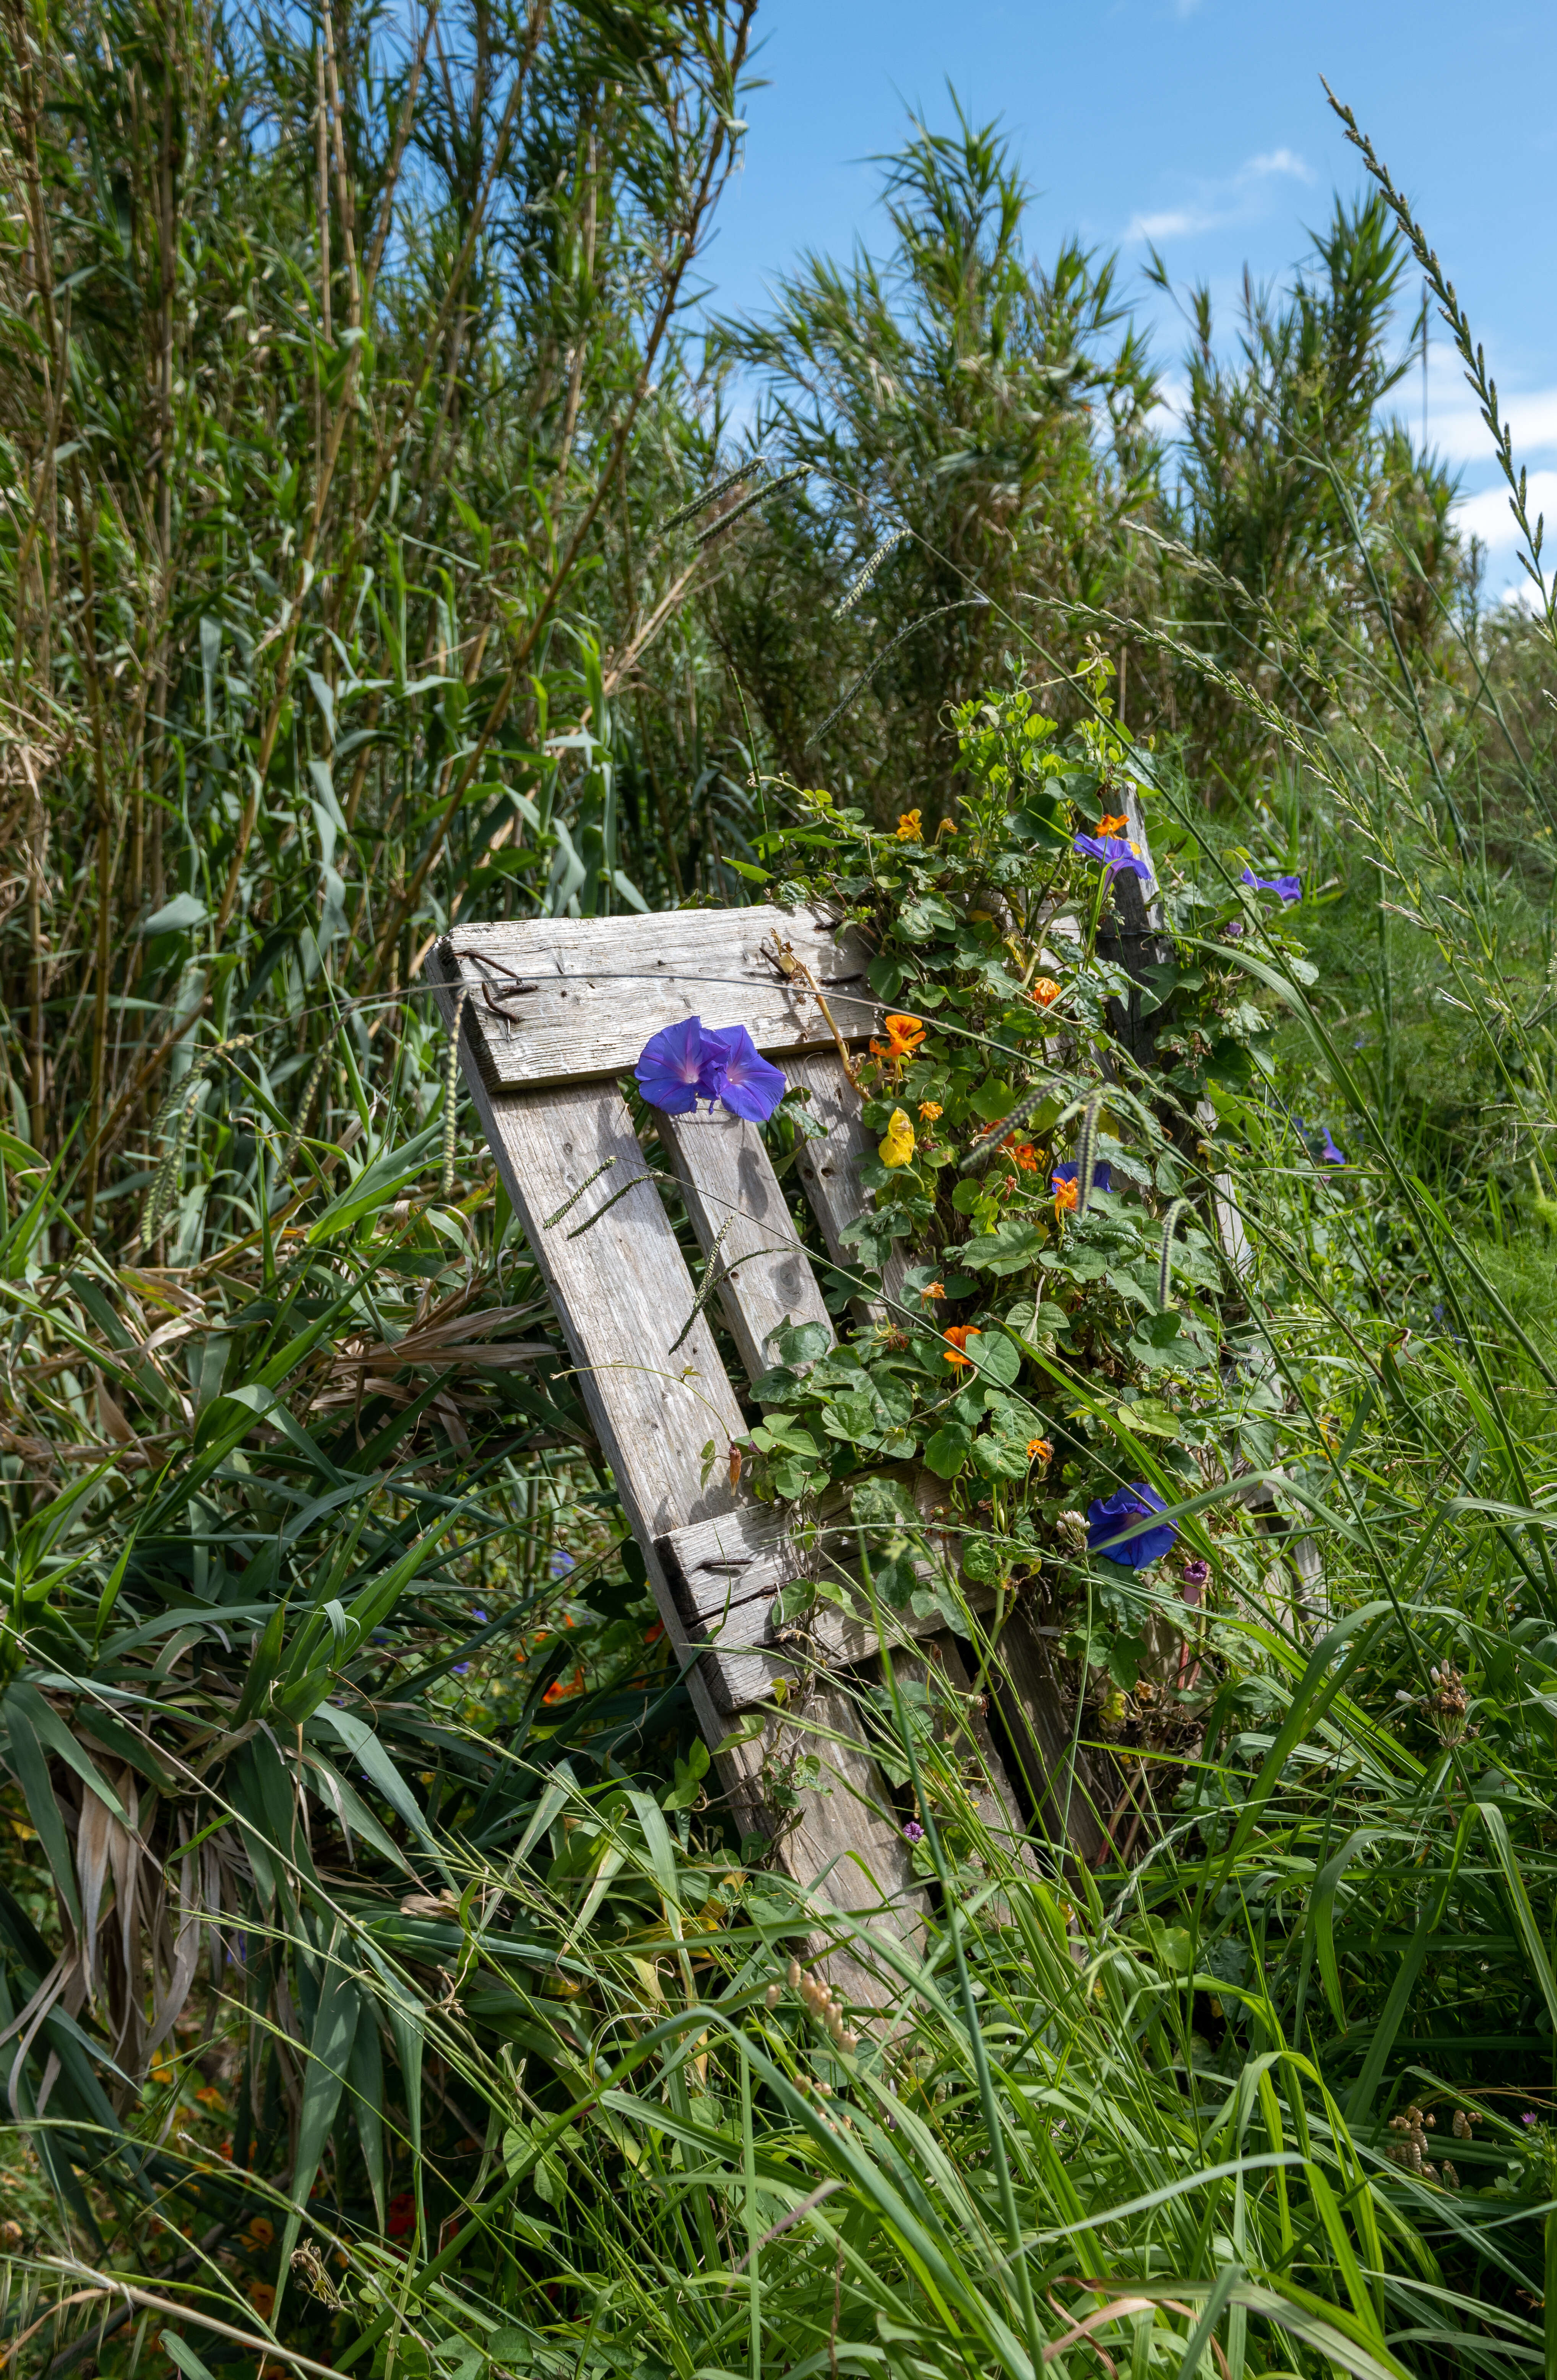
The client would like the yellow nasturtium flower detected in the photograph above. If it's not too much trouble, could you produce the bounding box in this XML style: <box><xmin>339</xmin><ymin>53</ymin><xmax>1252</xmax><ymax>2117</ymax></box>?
<box><xmin>878</xmin><ymin>1108</ymin><xmax>916</xmax><ymax>1167</ymax></box>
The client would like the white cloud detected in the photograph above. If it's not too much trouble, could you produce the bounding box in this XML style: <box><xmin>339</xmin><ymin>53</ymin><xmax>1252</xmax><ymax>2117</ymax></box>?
<box><xmin>1125</xmin><ymin>206</ymin><xmax>1216</xmax><ymax>242</ymax></box>
<box><xmin>1245</xmin><ymin>148</ymin><xmax>1314</xmax><ymax>182</ymax></box>
<box><xmin>1426</xmin><ymin>388</ymin><xmax>1557</xmax><ymax>466</ymax></box>
<box><xmin>1456</xmin><ymin>470</ymin><xmax>1557</xmax><ymax>550</ymax></box>
<box><xmin>1121</xmin><ymin>147</ymin><xmax>1316</xmax><ymax>246</ymax></box>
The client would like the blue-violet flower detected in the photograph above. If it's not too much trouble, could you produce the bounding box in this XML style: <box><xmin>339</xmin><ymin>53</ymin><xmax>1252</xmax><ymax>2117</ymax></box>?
<box><xmin>1241</xmin><ymin>866</ymin><xmax>1302</xmax><ymax>904</ymax></box>
<box><xmin>635</xmin><ymin>1018</ymin><xmax>787</xmax><ymax>1122</ymax></box>
<box><xmin>1073</xmin><ymin>832</ymin><xmax>1153</xmax><ymax>883</ymax></box>
<box><xmin>1086</xmin><ymin>1482</ymin><xmax>1178</xmax><ymax>1568</ymax></box>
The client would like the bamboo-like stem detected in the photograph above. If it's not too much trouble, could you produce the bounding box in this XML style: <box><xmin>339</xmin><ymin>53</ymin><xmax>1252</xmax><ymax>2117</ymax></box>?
<box><xmin>19</xmin><ymin>740</ymin><xmax>46</xmax><ymax>1153</ymax></box>
<box><xmin>314</xmin><ymin>32</ymin><xmax>330</xmax><ymax>493</ymax></box>
<box><xmin>321</xmin><ymin>1</ymin><xmax>358</xmax><ymax>329</ymax></box>
<box><xmin>73</xmin><ymin>460</ymin><xmax>115</xmax><ymax>1235</ymax></box>
<box><xmin>6</xmin><ymin>0</ymin><xmax>65</xmax><ymax>704</ymax></box>
<box><xmin>368</xmin><ymin>0</ymin><xmax>757</xmax><ymax>977</ymax></box>
<box><xmin>210</xmin><ymin>0</ymin><xmax>503</xmax><ymax>938</ymax></box>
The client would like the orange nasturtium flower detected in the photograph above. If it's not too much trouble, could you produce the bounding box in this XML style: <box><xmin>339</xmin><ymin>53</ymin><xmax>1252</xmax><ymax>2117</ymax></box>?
<box><xmin>1096</xmin><ymin>812</ymin><xmax>1130</xmax><ymax>837</ymax></box>
<box><xmin>1054</xmin><ymin>1176</ymin><xmax>1080</xmax><ymax>1217</ymax></box>
<box><xmin>883</xmin><ymin>1012</ymin><xmax>926</xmax><ymax>1058</ymax></box>
<box><xmin>1010</xmin><ymin>1142</ymin><xmax>1039</xmax><ymax>1173</ymax></box>
<box><xmin>942</xmin><ymin>1325</ymin><xmax>980</xmax><ymax>1369</ymax></box>
<box><xmin>1027</xmin><ymin>1437</ymin><xmax>1054</xmax><ymax>1464</ymax></box>
<box><xmin>1030</xmin><ymin>976</ymin><xmax>1062</xmax><ymax>1008</ymax></box>
<box><xmin>896</xmin><ymin>808</ymin><xmax>924</xmax><ymax>840</ymax></box>
<box><xmin>920</xmin><ymin>1281</ymin><xmax>945</xmax><ymax>1303</ymax></box>
<box><xmin>918</xmin><ymin>1099</ymin><xmax>943</xmax><ymax>1121</ymax></box>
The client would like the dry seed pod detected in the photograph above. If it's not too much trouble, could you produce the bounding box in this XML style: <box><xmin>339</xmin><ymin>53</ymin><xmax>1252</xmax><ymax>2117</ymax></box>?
<box><xmin>764</xmin><ymin>1982</ymin><xmax>781</xmax><ymax>2008</ymax></box>
<box><xmin>786</xmin><ymin>1959</ymin><xmax>801</xmax><ymax>1988</ymax></box>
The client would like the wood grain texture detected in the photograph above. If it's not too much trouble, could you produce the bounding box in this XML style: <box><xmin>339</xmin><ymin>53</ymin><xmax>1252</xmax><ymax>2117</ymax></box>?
<box><xmin>426</xmin><ymin>939</ymin><xmax>934</xmax><ymax>2002</ymax></box>
<box><xmin>658</xmin><ymin>1479</ymin><xmax>981</xmax><ymax>1710</ymax></box>
<box><xmin>986</xmin><ymin>1614</ymin><xmax>1108</xmax><ymax>1865</ymax></box>
<box><xmin>425</xmin><ymin>945</ymin><xmax>760</xmax><ymax>1791</ymax></box>
<box><xmin>654</xmin><ymin>1105</ymin><xmax>833</xmax><ymax>1385</ymax></box>
<box><xmin>921</xmin><ymin>1636</ymin><xmax>1030</xmax><ymax>1851</ymax></box>
<box><xmin>1094</xmin><ymin>784</ymin><xmax>1172</xmax><ymax>1073</ymax></box>
<box><xmin>784</xmin><ymin>1048</ymin><xmax>913</xmax><ymax>1317</ymax></box>
<box><xmin>774</xmin><ymin>1679</ymin><xmax>928</xmax><ymax>1996</ymax></box>
<box><xmin>443</xmin><ymin>905</ymin><xmax>876</xmax><ymax>1091</ymax></box>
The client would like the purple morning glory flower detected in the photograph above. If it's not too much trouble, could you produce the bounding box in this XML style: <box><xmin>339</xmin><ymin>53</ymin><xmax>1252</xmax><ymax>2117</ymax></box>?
<box><xmin>635</xmin><ymin>1016</ymin><xmax>715</xmax><ymax>1114</ymax></box>
<box><xmin>1181</xmin><ymin>1558</ymin><xmax>1211</xmax><ymax>1591</ymax></box>
<box><xmin>1296</xmin><ymin>1117</ymin><xmax>1346</xmax><ymax>1166</ymax></box>
<box><xmin>549</xmin><ymin>1549</ymin><xmax>575</xmax><ymax>1577</ymax></box>
<box><xmin>635</xmin><ymin>1019</ymin><xmax>787</xmax><ymax>1122</ymax></box>
<box><xmin>1087</xmin><ymin>1483</ymin><xmax>1178</xmax><ymax>1568</ymax></box>
<box><xmin>903</xmin><ymin>1819</ymin><xmax>925</xmax><ymax>1843</ymax></box>
<box><xmin>453</xmin><ymin>1663</ymin><xmax>471</xmax><ymax>1675</ymax></box>
<box><xmin>1051</xmin><ymin>1160</ymin><xmax>1113</xmax><ymax>1196</ymax></box>
<box><xmin>1073</xmin><ymin>832</ymin><xmax>1153</xmax><ymax>884</ymax></box>
<box><xmin>473</xmin><ymin>1609</ymin><xmax>488</xmax><ymax>1622</ymax></box>
<box><xmin>1242</xmin><ymin>866</ymin><xmax>1302</xmax><ymax>905</ymax></box>
<box><xmin>703</xmin><ymin>1025</ymin><xmax>787</xmax><ymax>1123</ymax></box>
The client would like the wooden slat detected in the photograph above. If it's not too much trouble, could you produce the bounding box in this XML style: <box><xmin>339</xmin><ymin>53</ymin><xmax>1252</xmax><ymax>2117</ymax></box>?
<box><xmin>427</xmin><ymin>937</ymin><xmax>930</xmax><ymax>2005</ymax></box>
<box><xmin>771</xmin><ymin>1680</ymin><xmax>927</xmax><ymax>1978</ymax></box>
<box><xmin>658</xmin><ymin>1482</ymin><xmax>986</xmax><ymax>1711</ymax></box>
<box><xmin>654</xmin><ymin>1106</ymin><xmax>833</xmax><ymax>1385</ymax></box>
<box><xmin>783</xmin><ymin>1048</ymin><xmax>912</xmax><ymax>1316</ymax></box>
<box><xmin>984</xmin><ymin>1618</ymin><xmax>1109</xmax><ymax>1866</ymax></box>
<box><xmin>1095</xmin><ymin>785</ymin><xmax>1172</xmax><ymax>1072</ymax></box>
<box><xmin>443</xmin><ymin>905</ymin><xmax>876</xmax><ymax>1092</ymax></box>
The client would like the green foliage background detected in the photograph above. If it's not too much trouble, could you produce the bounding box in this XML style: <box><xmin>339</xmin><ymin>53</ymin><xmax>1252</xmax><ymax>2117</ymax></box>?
<box><xmin>4</xmin><ymin>6</ymin><xmax>1557</xmax><ymax>2378</ymax></box>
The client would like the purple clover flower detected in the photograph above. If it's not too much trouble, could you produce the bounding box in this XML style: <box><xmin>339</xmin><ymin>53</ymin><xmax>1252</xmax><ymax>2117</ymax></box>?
<box><xmin>1241</xmin><ymin>866</ymin><xmax>1302</xmax><ymax>905</ymax></box>
<box><xmin>1074</xmin><ymin>832</ymin><xmax>1153</xmax><ymax>883</ymax></box>
<box><xmin>635</xmin><ymin>1019</ymin><xmax>787</xmax><ymax>1123</ymax></box>
<box><xmin>1087</xmin><ymin>1483</ymin><xmax>1178</xmax><ymax>1568</ymax></box>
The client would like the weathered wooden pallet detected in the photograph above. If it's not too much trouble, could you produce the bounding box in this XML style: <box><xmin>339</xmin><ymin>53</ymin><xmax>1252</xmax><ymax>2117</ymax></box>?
<box><xmin>424</xmin><ymin>900</ymin><xmax>1115</xmax><ymax>1997</ymax></box>
<box><xmin>426</xmin><ymin>787</ymin><xmax>1323</xmax><ymax>1990</ymax></box>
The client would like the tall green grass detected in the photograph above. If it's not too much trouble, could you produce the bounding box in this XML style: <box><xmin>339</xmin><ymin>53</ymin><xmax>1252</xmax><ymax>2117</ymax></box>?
<box><xmin>5</xmin><ymin>23</ymin><xmax>1557</xmax><ymax>2380</ymax></box>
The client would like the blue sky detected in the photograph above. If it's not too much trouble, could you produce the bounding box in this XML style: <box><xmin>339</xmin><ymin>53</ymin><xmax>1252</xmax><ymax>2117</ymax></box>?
<box><xmin>706</xmin><ymin>0</ymin><xmax>1557</xmax><ymax>602</ymax></box>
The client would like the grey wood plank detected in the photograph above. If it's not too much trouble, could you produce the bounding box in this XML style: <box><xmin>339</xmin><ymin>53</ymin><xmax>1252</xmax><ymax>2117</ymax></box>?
<box><xmin>1094</xmin><ymin>782</ymin><xmax>1172</xmax><ymax>1073</ymax></box>
<box><xmin>654</xmin><ymin>1105</ymin><xmax>833</xmax><ymax>1385</ymax></box>
<box><xmin>783</xmin><ymin>1047</ymin><xmax>913</xmax><ymax>1317</ymax></box>
<box><xmin>425</xmin><ymin>944</ymin><xmax>761</xmax><ymax>1789</ymax></box>
<box><xmin>443</xmin><ymin>905</ymin><xmax>875</xmax><ymax>1092</ymax></box>
<box><xmin>426</xmin><ymin>941</ymin><xmax>931</xmax><ymax>2001</ymax></box>
<box><xmin>986</xmin><ymin>1613</ymin><xmax>1108</xmax><ymax>1866</ymax></box>
<box><xmin>917</xmin><ymin>1636</ymin><xmax>1031</xmax><ymax>1852</ymax></box>
<box><xmin>774</xmin><ymin>1680</ymin><xmax>927</xmax><ymax>1990</ymax></box>
<box><xmin>658</xmin><ymin>1479</ymin><xmax>987</xmax><ymax>1710</ymax></box>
